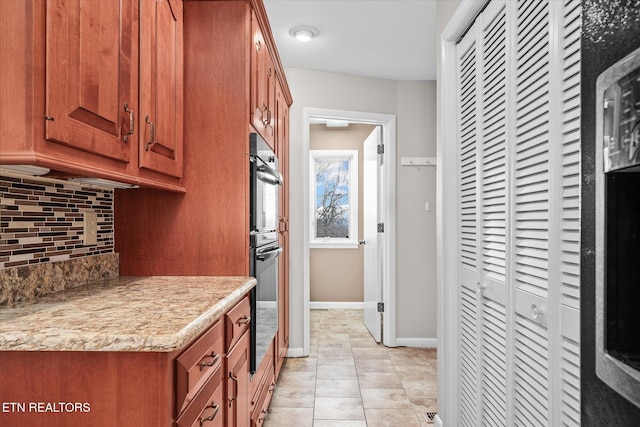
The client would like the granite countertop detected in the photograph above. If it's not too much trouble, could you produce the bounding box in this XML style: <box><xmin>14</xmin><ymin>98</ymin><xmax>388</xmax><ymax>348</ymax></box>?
<box><xmin>0</xmin><ymin>276</ymin><xmax>256</xmax><ymax>352</ymax></box>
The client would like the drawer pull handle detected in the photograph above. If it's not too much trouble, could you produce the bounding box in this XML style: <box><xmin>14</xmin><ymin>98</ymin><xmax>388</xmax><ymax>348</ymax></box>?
<box><xmin>199</xmin><ymin>352</ymin><xmax>220</xmax><ymax>370</ymax></box>
<box><xmin>199</xmin><ymin>403</ymin><xmax>220</xmax><ymax>426</ymax></box>
<box><xmin>236</xmin><ymin>315</ymin><xmax>251</xmax><ymax>326</ymax></box>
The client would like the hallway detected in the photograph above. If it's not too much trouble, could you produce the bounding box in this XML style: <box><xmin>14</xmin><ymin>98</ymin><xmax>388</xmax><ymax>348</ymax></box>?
<box><xmin>264</xmin><ymin>309</ymin><xmax>437</xmax><ymax>426</ymax></box>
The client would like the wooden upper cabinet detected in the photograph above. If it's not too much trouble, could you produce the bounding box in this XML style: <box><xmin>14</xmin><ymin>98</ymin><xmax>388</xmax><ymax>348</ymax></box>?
<box><xmin>0</xmin><ymin>0</ymin><xmax>184</xmax><ymax>191</ymax></box>
<box><xmin>250</xmin><ymin>13</ymin><xmax>275</xmax><ymax>149</ymax></box>
<box><xmin>45</xmin><ymin>0</ymin><xmax>137</xmax><ymax>162</ymax></box>
<box><xmin>139</xmin><ymin>0</ymin><xmax>184</xmax><ymax>178</ymax></box>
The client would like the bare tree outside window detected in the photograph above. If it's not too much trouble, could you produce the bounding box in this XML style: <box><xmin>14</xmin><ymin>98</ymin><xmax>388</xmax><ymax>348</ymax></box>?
<box><xmin>314</xmin><ymin>158</ymin><xmax>351</xmax><ymax>238</ymax></box>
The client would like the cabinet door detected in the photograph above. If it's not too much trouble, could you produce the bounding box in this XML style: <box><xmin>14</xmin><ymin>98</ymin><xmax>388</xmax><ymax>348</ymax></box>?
<box><xmin>45</xmin><ymin>0</ymin><xmax>137</xmax><ymax>162</ymax></box>
<box><xmin>226</xmin><ymin>332</ymin><xmax>249</xmax><ymax>427</ymax></box>
<box><xmin>251</xmin><ymin>16</ymin><xmax>275</xmax><ymax>148</ymax></box>
<box><xmin>275</xmin><ymin>83</ymin><xmax>289</xmax><ymax>374</ymax></box>
<box><xmin>139</xmin><ymin>0</ymin><xmax>184</xmax><ymax>178</ymax></box>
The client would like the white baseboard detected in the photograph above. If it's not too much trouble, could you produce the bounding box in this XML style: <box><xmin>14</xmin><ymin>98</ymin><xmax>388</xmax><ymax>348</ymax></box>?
<box><xmin>285</xmin><ymin>347</ymin><xmax>306</xmax><ymax>358</ymax></box>
<box><xmin>394</xmin><ymin>337</ymin><xmax>437</xmax><ymax>348</ymax></box>
<box><xmin>310</xmin><ymin>301</ymin><xmax>365</xmax><ymax>310</ymax></box>
<box><xmin>434</xmin><ymin>414</ymin><xmax>443</xmax><ymax>427</ymax></box>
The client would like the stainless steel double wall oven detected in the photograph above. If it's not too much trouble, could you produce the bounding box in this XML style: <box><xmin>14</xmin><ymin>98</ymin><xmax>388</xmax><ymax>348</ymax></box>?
<box><xmin>249</xmin><ymin>132</ymin><xmax>282</xmax><ymax>374</ymax></box>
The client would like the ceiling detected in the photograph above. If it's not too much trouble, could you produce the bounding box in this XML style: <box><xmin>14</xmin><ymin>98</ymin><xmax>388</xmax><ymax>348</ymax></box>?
<box><xmin>262</xmin><ymin>0</ymin><xmax>438</xmax><ymax>81</ymax></box>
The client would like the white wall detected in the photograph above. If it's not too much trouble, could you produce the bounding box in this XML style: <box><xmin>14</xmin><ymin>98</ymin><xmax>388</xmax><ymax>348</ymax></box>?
<box><xmin>286</xmin><ymin>68</ymin><xmax>437</xmax><ymax>351</ymax></box>
<box><xmin>396</xmin><ymin>80</ymin><xmax>437</xmax><ymax>342</ymax></box>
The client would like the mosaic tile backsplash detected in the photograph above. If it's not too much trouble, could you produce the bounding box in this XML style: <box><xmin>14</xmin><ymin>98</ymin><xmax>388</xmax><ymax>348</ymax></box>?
<box><xmin>0</xmin><ymin>173</ymin><xmax>115</xmax><ymax>269</ymax></box>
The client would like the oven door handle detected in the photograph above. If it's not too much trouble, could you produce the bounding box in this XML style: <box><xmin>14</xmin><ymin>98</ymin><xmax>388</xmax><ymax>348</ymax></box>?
<box><xmin>256</xmin><ymin>159</ymin><xmax>283</xmax><ymax>185</ymax></box>
<box><xmin>256</xmin><ymin>246</ymin><xmax>282</xmax><ymax>261</ymax></box>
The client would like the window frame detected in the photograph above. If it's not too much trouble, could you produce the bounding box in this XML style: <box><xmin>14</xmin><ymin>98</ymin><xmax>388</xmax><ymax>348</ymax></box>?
<box><xmin>309</xmin><ymin>149</ymin><xmax>359</xmax><ymax>249</ymax></box>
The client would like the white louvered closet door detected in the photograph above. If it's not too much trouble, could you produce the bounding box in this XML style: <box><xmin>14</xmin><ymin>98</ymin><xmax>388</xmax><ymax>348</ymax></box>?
<box><xmin>456</xmin><ymin>19</ymin><xmax>480</xmax><ymax>427</ymax></box>
<box><xmin>453</xmin><ymin>1</ymin><xmax>581</xmax><ymax>426</ymax></box>
<box><xmin>456</xmin><ymin>2</ymin><xmax>509</xmax><ymax>426</ymax></box>
<box><xmin>512</xmin><ymin>1</ymin><xmax>553</xmax><ymax>425</ymax></box>
<box><xmin>477</xmin><ymin>1</ymin><xmax>509</xmax><ymax>426</ymax></box>
<box><xmin>557</xmin><ymin>1</ymin><xmax>581</xmax><ymax>425</ymax></box>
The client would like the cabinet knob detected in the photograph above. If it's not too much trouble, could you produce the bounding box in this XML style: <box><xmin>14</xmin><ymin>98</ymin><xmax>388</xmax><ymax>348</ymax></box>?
<box><xmin>476</xmin><ymin>282</ymin><xmax>486</xmax><ymax>295</ymax></box>
<box><xmin>531</xmin><ymin>304</ymin><xmax>545</xmax><ymax>321</ymax></box>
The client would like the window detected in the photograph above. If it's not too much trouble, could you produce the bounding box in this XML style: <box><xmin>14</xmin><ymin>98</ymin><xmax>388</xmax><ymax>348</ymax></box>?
<box><xmin>310</xmin><ymin>150</ymin><xmax>358</xmax><ymax>248</ymax></box>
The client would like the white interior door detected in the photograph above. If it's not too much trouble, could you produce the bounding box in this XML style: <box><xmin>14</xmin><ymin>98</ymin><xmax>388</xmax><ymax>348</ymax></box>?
<box><xmin>363</xmin><ymin>126</ymin><xmax>382</xmax><ymax>342</ymax></box>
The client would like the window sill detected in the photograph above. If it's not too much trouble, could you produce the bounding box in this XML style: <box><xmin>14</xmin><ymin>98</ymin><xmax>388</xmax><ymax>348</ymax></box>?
<box><xmin>310</xmin><ymin>242</ymin><xmax>359</xmax><ymax>250</ymax></box>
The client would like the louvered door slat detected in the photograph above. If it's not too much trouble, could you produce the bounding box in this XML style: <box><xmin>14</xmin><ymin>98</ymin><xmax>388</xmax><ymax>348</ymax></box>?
<box><xmin>481</xmin><ymin>1</ymin><xmax>508</xmax><ymax>288</ymax></box>
<box><xmin>515</xmin><ymin>0</ymin><xmax>550</xmax><ymax>302</ymax></box>
<box><xmin>460</xmin><ymin>286</ymin><xmax>479</xmax><ymax>427</ymax></box>
<box><xmin>560</xmin><ymin>0</ymin><xmax>582</xmax><ymax>312</ymax></box>
<box><xmin>514</xmin><ymin>314</ymin><xmax>550</xmax><ymax>426</ymax></box>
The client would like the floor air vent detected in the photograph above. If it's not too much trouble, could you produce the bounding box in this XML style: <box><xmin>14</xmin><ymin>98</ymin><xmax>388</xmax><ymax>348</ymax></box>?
<box><xmin>425</xmin><ymin>412</ymin><xmax>436</xmax><ymax>423</ymax></box>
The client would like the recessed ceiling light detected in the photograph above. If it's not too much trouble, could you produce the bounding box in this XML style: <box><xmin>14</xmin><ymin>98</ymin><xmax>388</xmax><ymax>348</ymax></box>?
<box><xmin>289</xmin><ymin>25</ymin><xmax>319</xmax><ymax>43</ymax></box>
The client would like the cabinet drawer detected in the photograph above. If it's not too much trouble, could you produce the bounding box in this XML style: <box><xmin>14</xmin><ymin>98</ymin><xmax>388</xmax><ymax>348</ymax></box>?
<box><xmin>175</xmin><ymin>364</ymin><xmax>224</xmax><ymax>427</ymax></box>
<box><xmin>251</xmin><ymin>363</ymin><xmax>275</xmax><ymax>427</ymax></box>
<box><xmin>226</xmin><ymin>295</ymin><xmax>251</xmax><ymax>350</ymax></box>
<box><xmin>176</xmin><ymin>319</ymin><xmax>224</xmax><ymax>415</ymax></box>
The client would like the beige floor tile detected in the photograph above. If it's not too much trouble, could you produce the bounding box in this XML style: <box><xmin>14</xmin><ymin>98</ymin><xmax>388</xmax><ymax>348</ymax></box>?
<box><xmin>269</xmin><ymin>386</ymin><xmax>315</xmax><ymax>408</ymax></box>
<box><xmin>394</xmin><ymin>365</ymin><xmax>437</xmax><ymax>381</ymax></box>
<box><xmin>401</xmin><ymin>379</ymin><xmax>438</xmax><ymax>399</ymax></box>
<box><xmin>352</xmin><ymin>346</ymin><xmax>389</xmax><ymax>360</ymax></box>
<box><xmin>313</xmin><ymin>420</ymin><xmax>368</xmax><ymax>427</ymax></box>
<box><xmin>317</xmin><ymin>355</ymin><xmax>356</xmax><ymax>366</ymax></box>
<box><xmin>316</xmin><ymin>379</ymin><xmax>361</xmax><ymax>398</ymax></box>
<box><xmin>364</xmin><ymin>408</ymin><xmax>422</xmax><ymax>427</ymax></box>
<box><xmin>388</xmin><ymin>352</ymin><xmax>431</xmax><ymax>367</ymax></box>
<box><xmin>355</xmin><ymin>358</ymin><xmax>396</xmax><ymax>373</ymax></box>
<box><xmin>350</xmin><ymin>337</ymin><xmax>380</xmax><ymax>348</ymax></box>
<box><xmin>263</xmin><ymin>407</ymin><xmax>314</xmax><ymax>427</ymax></box>
<box><xmin>318</xmin><ymin>333</ymin><xmax>352</xmax><ymax>343</ymax></box>
<box><xmin>314</xmin><ymin>397</ymin><xmax>365</xmax><ymax>420</ymax></box>
<box><xmin>270</xmin><ymin>309</ymin><xmax>438</xmax><ymax>427</ymax></box>
<box><xmin>360</xmin><ymin>389</ymin><xmax>413</xmax><ymax>409</ymax></box>
<box><xmin>357</xmin><ymin>372</ymin><xmax>403</xmax><ymax>389</ymax></box>
<box><xmin>277</xmin><ymin>370</ymin><xmax>317</xmax><ymax>388</ymax></box>
<box><xmin>317</xmin><ymin>364</ymin><xmax>358</xmax><ymax>380</ymax></box>
<box><xmin>284</xmin><ymin>356</ymin><xmax>318</xmax><ymax>372</ymax></box>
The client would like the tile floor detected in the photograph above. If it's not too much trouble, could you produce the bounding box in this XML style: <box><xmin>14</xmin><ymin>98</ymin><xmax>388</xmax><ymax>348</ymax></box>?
<box><xmin>264</xmin><ymin>309</ymin><xmax>438</xmax><ymax>427</ymax></box>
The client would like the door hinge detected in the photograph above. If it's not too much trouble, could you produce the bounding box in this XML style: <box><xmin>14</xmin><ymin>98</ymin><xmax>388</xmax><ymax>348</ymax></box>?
<box><xmin>377</xmin><ymin>223</ymin><xmax>384</xmax><ymax>233</ymax></box>
<box><xmin>377</xmin><ymin>144</ymin><xmax>384</xmax><ymax>154</ymax></box>
<box><xmin>377</xmin><ymin>302</ymin><xmax>384</xmax><ymax>313</ymax></box>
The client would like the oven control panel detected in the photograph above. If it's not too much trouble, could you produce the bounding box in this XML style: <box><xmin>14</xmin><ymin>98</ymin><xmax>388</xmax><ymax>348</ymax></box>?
<box><xmin>603</xmin><ymin>65</ymin><xmax>640</xmax><ymax>172</ymax></box>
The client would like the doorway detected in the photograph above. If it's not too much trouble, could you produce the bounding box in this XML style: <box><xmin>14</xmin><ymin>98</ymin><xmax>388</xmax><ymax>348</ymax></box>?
<box><xmin>301</xmin><ymin>107</ymin><xmax>397</xmax><ymax>356</ymax></box>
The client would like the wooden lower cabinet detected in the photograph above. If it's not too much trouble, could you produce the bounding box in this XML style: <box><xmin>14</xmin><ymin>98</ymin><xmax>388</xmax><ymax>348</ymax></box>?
<box><xmin>0</xmin><ymin>296</ymin><xmax>252</xmax><ymax>427</ymax></box>
<box><xmin>226</xmin><ymin>331</ymin><xmax>250</xmax><ymax>427</ymax></box>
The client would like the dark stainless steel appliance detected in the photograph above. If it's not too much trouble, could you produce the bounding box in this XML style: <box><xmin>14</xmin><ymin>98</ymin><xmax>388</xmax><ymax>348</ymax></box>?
<box><xmin>596</xmin><ymin>45</ymin><xmax>640</xmax><ymax>409</ymax></box>
<box><xmin>249</xmin><ymin>132</ymin><xmax>282</xmax><ymax>374</ymax></box>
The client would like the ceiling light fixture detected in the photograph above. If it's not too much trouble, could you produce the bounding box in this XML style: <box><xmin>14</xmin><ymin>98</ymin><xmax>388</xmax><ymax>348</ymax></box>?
<box><xmin>289</xmin><ymin>25</ymin><xmax>319</xmax><ymax>43</ymax></box>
